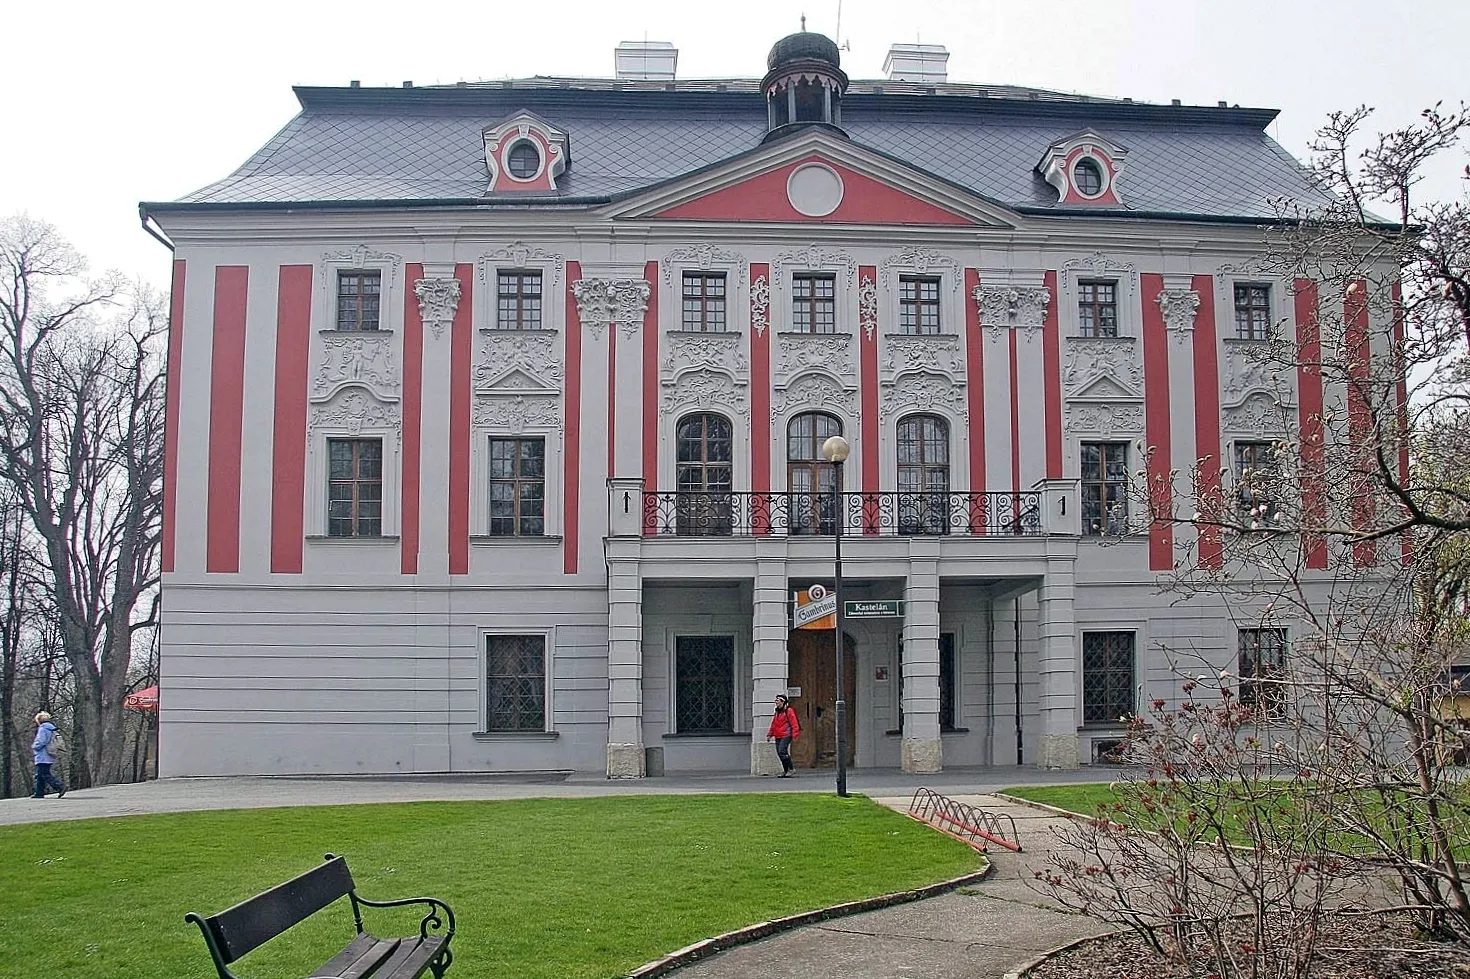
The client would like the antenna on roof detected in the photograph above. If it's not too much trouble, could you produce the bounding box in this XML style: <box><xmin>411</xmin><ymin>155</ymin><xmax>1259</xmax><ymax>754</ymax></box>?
<box><xmin>800</xmin><ymin>14</ymin><xmax>806</xmax><ymax>30</ymax></box>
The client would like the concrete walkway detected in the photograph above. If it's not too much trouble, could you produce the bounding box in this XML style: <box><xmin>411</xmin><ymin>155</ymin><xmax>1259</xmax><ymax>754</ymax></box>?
<box><xmin>672</xmin><ymin>793</ymin><xmax>1109</xmax><ymax>979</ymax></box>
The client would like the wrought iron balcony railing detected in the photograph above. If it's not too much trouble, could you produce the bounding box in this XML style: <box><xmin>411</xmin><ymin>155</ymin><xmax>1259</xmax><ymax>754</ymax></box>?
<box><xmin>641</xmin><ymin>491</ymin><xmax>1043</xmax><ymax>538</ymax></box>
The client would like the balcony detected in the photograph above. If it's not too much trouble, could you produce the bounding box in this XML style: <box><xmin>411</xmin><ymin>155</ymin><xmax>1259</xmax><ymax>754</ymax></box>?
<box><xmin>640</xmin><ymin>491</ymin><xmax>1043</xmax><ymax>538</ymax></box>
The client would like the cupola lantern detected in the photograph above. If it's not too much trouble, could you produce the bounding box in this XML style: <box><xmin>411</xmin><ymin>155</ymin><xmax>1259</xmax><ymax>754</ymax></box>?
<box><xmin>762</xmin><ymin>30</ymin><xmax>849</xmax><ymax>142</ymax></box>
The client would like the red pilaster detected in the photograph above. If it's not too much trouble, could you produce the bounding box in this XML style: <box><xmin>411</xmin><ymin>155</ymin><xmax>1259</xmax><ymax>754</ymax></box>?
<box><xmin>964</xmin><ymin>269</ymin><xmax>987</xmax><ymax>531</ymax></box>
<box><xmin>564</xmin><ymin>262</ymin><xmax>582</xmax><ymax>574</ymax></box>
<box><xmin>206</xmin><ymin>265</ymin><xmax>249</xmax><ymax>574</ymax></box>
<box><xmin>1042</xmin><ymin>270</ymin><xmax>1062</xmax><ymax>479</ymax></box>
<box><xmin>1191</xmin><ymin>274</ymin><xmax>1223</xmax><ymax>569</ymax></box>
<box><xmin>1141</xmin><ymin>273</ymin><xmax>1174</xmax><ymax>571</ymax></box>
<box><xmin>161</xmin><ymin>259</ymin><xmax>186</xmax><ymax>574</ymax></box>
<box><xmin>1296</xmin><ymin>279</ymin><xmax>1328</xmax><ymax>570</ymax></box>
<box><xmin>448</xmin><ymin>263</ymin><xmax>473</xmax><ymax>576</ymax></box>
<box><xmin>270</xmin><ymin>265</ymin><xmax>313</xmax><ymax>574</ymax></box>
<box><xmin>859</xmin><ymin>264</ymin><xmax>879</xmax><ymax>534</ymax></box>
<box><xmin>401</xmin><ymin>264</ymin><xmax>424</xmax><ymax>575</ymax></box>
<box><xmin>1345</xmin><ymin>280</ymin><xmax>1374</xmax><ymax>567</ymax></box>
<box><xmin>749</xmin><ymin>263</ymin><xmax>771</xmax><ymax>535</ymax></box>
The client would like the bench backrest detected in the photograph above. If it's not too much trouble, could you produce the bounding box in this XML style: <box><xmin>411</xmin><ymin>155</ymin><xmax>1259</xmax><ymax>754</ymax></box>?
<box><xmin>199</xmin><ymin>856</ymin><xmax>356</xmax><ymax>964</ymax></box>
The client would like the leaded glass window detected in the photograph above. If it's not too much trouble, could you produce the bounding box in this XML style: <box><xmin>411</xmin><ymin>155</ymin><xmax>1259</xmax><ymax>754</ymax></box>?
<box><xmin>1239</xmin><ymin>628</ymin><xmax>1288</xmax><ymax>715</ymax></box>
<box><xmin>1082</xmin><ymin>631</ymin><xmax>1135</xmax><ymax>724</ymax></box>
<box><xmin>676</xmin><ymin>636</ymin><xmax>734</xmax><ymax>733</ymax></box>
<box><xmin>489</xmin><ymin>438</ymin><xmax>545</xmax><ymax>536</ymax></box>
<box><xmin>486</xmin><ymin>635</ymin><xmax>546</xmax><ymax>732</ymax></box>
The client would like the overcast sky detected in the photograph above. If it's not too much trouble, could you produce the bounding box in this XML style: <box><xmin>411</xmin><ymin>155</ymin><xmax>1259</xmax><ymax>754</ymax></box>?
<box><xmin>3</xmin><ymin>0</ymin><xmax>1465</xmax><ymax>289</ymax></box>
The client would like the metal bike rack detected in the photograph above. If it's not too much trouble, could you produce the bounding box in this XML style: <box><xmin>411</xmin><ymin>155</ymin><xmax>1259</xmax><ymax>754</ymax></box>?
<box><xmin>907</xmin><ymin>787</ymin><xmax>1023</xmax><ymax>853</ymax></box>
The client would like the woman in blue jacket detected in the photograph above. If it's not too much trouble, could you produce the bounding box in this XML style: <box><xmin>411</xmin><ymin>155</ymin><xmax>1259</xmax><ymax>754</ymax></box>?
<box><xmin>31</xmin><ymin>712</ymin><xmax>66</xmax><ymax>798</ymax></box>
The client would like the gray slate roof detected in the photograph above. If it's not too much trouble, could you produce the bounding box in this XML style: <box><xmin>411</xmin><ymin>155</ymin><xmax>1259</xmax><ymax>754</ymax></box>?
<box><xmin>166</xmin><ymin>82</ymin><xmax>1329</xmax><ymax>222</ymax></box>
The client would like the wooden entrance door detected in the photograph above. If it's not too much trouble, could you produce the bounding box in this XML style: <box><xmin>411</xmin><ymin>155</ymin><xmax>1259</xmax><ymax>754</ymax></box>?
<box><xmin>786</xmin><ymin>629</ymin><xmax>857</xmax><ymax>768</ymax></box>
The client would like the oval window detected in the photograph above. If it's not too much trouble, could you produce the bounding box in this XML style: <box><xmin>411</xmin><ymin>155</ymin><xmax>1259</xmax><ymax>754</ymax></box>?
<box><xmin>1072</xmin><ymin>158</ymin><xmax>1104</xmax><ymax>197</ymax></box>
<box><xmin>506</xmin><ymin>141</ymin><xmax>541</xmax><ymax>180</ymax></box>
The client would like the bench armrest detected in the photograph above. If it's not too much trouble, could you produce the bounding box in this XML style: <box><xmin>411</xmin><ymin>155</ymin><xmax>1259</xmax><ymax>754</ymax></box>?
<box><xmin>350</xmin><ymin>893</ymin><xmax>457</xmax><ymax>944</ymax></box>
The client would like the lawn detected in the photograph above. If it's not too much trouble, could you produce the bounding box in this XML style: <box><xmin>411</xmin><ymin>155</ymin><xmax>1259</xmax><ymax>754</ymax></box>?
<box><xmin>0</xmin><ymin>794</ymin><xmax>979</xmax><ymax>979</ymax></box>
<box><xmin>1002</xmin><ymin>783</ymin><xmax>1119</xmax><ymax>817</ymax></box>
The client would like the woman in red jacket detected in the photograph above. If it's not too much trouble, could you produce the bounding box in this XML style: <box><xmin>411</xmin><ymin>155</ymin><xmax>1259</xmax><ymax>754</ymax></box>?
<box><xmin>767</xmin><ymin>694</ymin><xmax>801</xmax><ymax>778</ymax></box>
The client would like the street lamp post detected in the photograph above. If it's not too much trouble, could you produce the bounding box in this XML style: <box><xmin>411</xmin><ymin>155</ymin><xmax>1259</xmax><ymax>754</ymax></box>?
<box><xmin>821</xmin><ymin>434</ymin><xmax>851</xmax><ymax>799</ymax></box>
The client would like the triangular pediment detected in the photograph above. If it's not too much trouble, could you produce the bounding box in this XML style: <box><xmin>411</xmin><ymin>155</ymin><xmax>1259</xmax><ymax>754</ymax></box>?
<box><xmin>1071</xmin><ymin>375</ymin><xmax>1140</xmax><ymax>401</ymax></box>
<box><xmin>605</xmin><ymin>130</ymin><xmax>1020</xmax><ymax>229</ymax></box>
<box><xmin>478</xmin><ymin>367</ymin><xmax>558</xmax><ymax>394</ymax></box>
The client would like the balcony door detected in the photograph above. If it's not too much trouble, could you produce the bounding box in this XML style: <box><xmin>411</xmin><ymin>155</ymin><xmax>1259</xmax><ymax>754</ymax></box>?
<box><xmin>897</xmin><ymin>415</ymin><xmax>950</xmax><ymax>534</ymax></box>
<box><xmin>676</xmin><ymin>412</ymin><xmax>733</xmax><ymax>536</ymax></box>
<box><xmin>788</xmin><ymin>412</ymin><xmax>840</xmax><ymax>535</ymax></box>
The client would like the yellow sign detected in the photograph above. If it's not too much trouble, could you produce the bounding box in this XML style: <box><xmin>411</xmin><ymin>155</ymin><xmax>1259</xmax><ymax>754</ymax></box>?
<box><xmin>793</xmin><ymin>584</ymin><xmax>837</xmax><ymax>630</ymax></box>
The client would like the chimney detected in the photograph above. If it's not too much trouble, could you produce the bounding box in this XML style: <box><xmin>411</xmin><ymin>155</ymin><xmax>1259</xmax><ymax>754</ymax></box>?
<box><xmin>615</xmin><ymin>41</ymin><xmax>678</xmax><ymax>81</ymax></box>
<box><xmin>883</xmin><ymin>43</ymin><xmax>949</xmax><ymax>84</ymax></box>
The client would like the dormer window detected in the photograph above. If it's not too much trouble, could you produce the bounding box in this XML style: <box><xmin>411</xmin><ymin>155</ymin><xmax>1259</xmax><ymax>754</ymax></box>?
<box><xmin>483</xmin><ymin>111</ymin><xmax>569</xmax><ymax>193</ymax></box>
<box><xmin>1038</xmin><ymin>129</ymin><xmax>1129</xmax><ymax>206</ymax></box>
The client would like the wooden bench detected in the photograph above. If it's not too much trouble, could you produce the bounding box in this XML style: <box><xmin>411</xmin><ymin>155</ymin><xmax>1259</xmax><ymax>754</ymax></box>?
<box><xmin>186</xmin><ymin>854</ymin><xmax>455</xmax><ymax>979</ymax></box>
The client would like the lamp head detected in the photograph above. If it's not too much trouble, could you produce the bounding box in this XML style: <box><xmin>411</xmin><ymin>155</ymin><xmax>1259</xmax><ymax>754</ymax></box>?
<box><xmin>821</xmin><ymin>434</ymin><xmax>851</xmax><ymax>464</ymax></box>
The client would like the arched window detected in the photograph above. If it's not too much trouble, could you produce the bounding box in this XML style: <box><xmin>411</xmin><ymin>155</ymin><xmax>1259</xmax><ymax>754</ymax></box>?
<box><xmin>787</xmin><ymin>412</ymin><xmax>841</xmax><ymax>535</ymax></box>
<box><xmin>676</xmin><ymin>413</ymin><xmax>733</xmax><ymax>536</ymax></box>
<box><xmin>897</xmin><ymin>415</ymin><xmax>950</xmax><ymax>535</ymax></box>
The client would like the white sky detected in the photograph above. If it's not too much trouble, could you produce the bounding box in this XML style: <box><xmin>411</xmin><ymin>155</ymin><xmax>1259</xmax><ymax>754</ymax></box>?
<box><xmin>3</xmin><ymin>0</ymin><xmax>1466</xmax><ymax>289</ymax></box>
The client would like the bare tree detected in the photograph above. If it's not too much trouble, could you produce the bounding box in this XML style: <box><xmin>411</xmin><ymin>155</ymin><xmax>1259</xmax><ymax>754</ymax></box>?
<box><xmin>0</xmin><ymin>215</ymin><xmax>164</xmax><ymax>787</ymax></box>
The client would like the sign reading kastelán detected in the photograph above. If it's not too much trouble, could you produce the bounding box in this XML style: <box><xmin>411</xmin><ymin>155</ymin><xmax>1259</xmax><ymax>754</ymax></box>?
<box><xmin>844</xmin><ymin>600</ymin><xmax>905</xmax><ymax>619</ymax></box>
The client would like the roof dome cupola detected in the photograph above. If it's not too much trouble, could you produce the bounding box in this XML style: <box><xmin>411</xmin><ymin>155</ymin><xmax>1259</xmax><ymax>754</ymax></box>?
<box><xmin>762</xmin><ymin>27</ymin><xmax>849</xmax><ymax>143</ymax></box>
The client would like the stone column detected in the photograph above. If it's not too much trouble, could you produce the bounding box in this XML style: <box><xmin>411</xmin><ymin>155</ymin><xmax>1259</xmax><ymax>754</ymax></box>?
<box><xmin>750</xmin><ymin>550</ymin><xmax>789</xmax><ymax>775</ymax></box>
<box><xmin>605</xmin><ymin>535</ymin><xmax>644</xmax><ymax>778</ymax></box>
<box><xmin>1037</xmin><ymin>559</ymin><xmax>1079</xmax><ymax>768</ymax></box>
<box><xmin>901</xmin><ymin>550</ymin><xmax>942</xmax><ymax>773</ymax></box>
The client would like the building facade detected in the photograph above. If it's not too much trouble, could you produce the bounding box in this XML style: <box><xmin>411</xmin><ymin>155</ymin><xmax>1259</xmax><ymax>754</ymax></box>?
<box><xmin>144</xmin><ymin>32</ymin><xmax>1370</xmax><ymax>778</ymax></box>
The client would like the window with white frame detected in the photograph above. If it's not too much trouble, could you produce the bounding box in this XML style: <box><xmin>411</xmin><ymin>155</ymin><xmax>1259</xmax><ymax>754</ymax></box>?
<box><xmin>1238</xmin><ymin>627</ymin><xmax>1288</xmax><ymax>716</ymax></box>
<box><xmin>496</xmin><ymin>271</ymin><xmax>543</xmax><ymax>330</ymax></box>
<box><xmin>1233</xmin><ymin>283</ymin><xmax>1273</xmax><ymax>341</ymax></box>
<box><xmin>1077</xmin><ymin>280</ymin><xmax>1119</xmax><ymax>337</ymax></box>
<box><xmin>336</xmin><ymin>271</ymin><xmax>382</xmax><ymax>331</ymax></box>
<box><xmin>681</xmin><ymin>272</ymin><xmax>727</xmax><ymax>332</ymax></box>
<box><xmin>1233</xmin><ymin>441</ymin><xmax>1280</xmax><ymax>528</ymax></box>
<box><xmin>675</xmin><ymin>636</ymin><xmax>734</xmax><ymax>733</ymax></box>
<box><xmin>489</xmin><ymin>437</ymin><xmax>545</xmax><ymax>536</ymax></box>
<box><xmin>1082</xmin><ymin>631</ymin><xmax>1135</xmax><ymax>724</ymax></box>
<box><xmin>791</xmin><ymin>273</ymin><xmax>837</xmax><ymax>333</ymax></box>
<box><xmin>327</xmin><ymin>438</ymin><xmax>383</xmax><ymax>537</ymax></box>
<box><xmin>1081</xmin><ymin>442</ymin><xmax>1129</xmax><ymax>535</ymax></box>
<box><xmin>485</xmin><ymin>635</ymin><xmax>547</xmax><ymax>732</ymax></box>
<box><xmin>899</xmin><ymin>276</ymin><xmax>942</xmax><ymax>335</ymax></box>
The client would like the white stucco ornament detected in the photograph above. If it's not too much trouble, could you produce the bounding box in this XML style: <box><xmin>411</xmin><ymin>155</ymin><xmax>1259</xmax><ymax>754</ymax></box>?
<box><xmin>314</xmin><ymin>333</ymin><xmax>400</xmax><ymax>401</ymax></box>
<box><xmin>1156</xmin><ymin>289</ymin><xmax>1201</xmax><ymax>343</ymax></box>
<box><xmin>786</xmin><ymin>163</ymin><xmax>844</xmax><ymax>217</ymax></box>
<box><xmin>750</xmin><ymin>274</ymin><xmax>771</xmax><ymax>336</ymax></box>
<box><xmin>974</xmin><ymin>285</ymin><xmax>1051</xmax><ymax>342</ymax></box>
<box><xmin>415</xmin><ymin>277</ymin><xmax>461</xmax><ymax>340</ymax></box>
<box><xmin>572</xmin><ymin>278</ymin><xmax>651</xmax><ymax>339</ymax></box>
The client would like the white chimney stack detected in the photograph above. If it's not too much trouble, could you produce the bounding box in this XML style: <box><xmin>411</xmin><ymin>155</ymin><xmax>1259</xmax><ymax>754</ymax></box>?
<box><xmin>882</xmin><ymin>43</ymin><xmax>949</xmax><ymax>84</ymax></box>
<box><xmin>615</xmin><ymin>41</ymin><xmax>678</xmax><ymax>81</ymax></box>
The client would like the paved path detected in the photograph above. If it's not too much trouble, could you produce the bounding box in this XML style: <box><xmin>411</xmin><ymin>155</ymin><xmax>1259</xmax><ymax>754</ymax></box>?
<box><xmin>672</xmin><ymin>794</ymin><xmax>1110</xmax><ymax>979</ymax></box>
<box><xmin>0</xmin><ymin>767</ymin><xmax>1110</xmax><ymax>826</ymax></box>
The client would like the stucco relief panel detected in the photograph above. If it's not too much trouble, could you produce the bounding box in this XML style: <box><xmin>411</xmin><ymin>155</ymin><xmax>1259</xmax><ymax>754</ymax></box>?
<box><xmin>1063</xmin><ymin>337</ymin><xmax>1143</xmax><ymax>399</ymax></box>
<box><xmin>771</xmin><ymin>244</ymin><xmax>857</xmax><ymax>287</ymax></box>
<box><xmin>663</xmin><ymin>332</ymin><xmax>748</xmax><ymax>384</ymax></box>
<box><xmin>476</xmin><ymin>242</ymin><xmax>565</xmax><ymax>291</ymax></box>
<box><xmin>661</xmin><ymin>244</ymin><xmax>749</xmax><ymax>287</ymax></box>
<box><xmin>775</xmin><ymin>332</ymin><xmax>855</xmax><ymax>382</ymax></box>
<box><xmin>1222</xmin><ymin>392</ymin><xmax>1294</xmax><ymax>438</ymax></box>
<box><xmin>883</xmin><ymin>371</ymin><xmax>967</xmax><ymax>422</ymax></box>
<box><xmin>309</xmin><ymin>388</ymin><xmax>402</xmax><ymax>439</ymax></box>
<box><xmin>313</xmin><ymin>333</ymin><xmax>400</xmax><ymax>403</ymax></box>
<box><xmin>1221</xmin><ymin>341</ymin><xmax>1296</xmax><ymax>409</ymax></box>
<box><xmin>474</xmin><ymin>332</ymin><xmax>563</xmax><ymax>393</ymax></box>
<box><xmin>662</xmin><ymin>368</ymin><xmax>749</xmax><ymax>419</ymax></box>
<box><xmin>881</xmin><ymin>334</ymin><xmax>963</xmax><ymax>384</ymax></box>
<box><xmin>878</xmin><ymin>245</ymin><xmax>961</xmax><ymax>291</ymax></box>
<box><xmin>472</xmin><ymin>395</ymin><xmax>561</xmax><ymax>435</ymax></box>
<box><xmin>770</xmin><ymin>373</ymin><xmax>856</xmax><ymax>423</ymax></box>
<box><xmin>1063</xmin><ymin>402</ymin><xmax>1145</xmax><ymax>438</ymax></box>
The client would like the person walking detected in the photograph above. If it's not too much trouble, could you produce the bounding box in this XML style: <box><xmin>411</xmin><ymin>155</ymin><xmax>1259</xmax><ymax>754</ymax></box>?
<box><xmin>31</xmin><ymin>712</ymin><xmax>66</xmax><ymax>799</ymax></box>
<box><xmin>767</xmin><ymin>695</ymin><xmax>801</xmax><ymax>778</ymax></box>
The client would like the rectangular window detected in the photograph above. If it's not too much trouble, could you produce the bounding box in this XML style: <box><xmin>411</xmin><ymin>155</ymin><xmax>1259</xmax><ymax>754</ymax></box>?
<box><xmin>1081</xmin><ymin>442</ymin><xmax>1129</xmax><ymax>535</ymax></box>
<box><xmin>900</xmin><ymin>276</ymin><xmax>942</xmax><ymax>335</ymax></box>
<box><xmin>1234</xmin><ymin>283</ymin><xmax>1272</xmax><ymax>341</ymax></box>
<box><xmin>1233</xmin><ymin>441</ymin><xmax>1279</xmax><ymax>527</ymax></box>
<box><xmin>939</xmin><ymin>632</ymin><xmax>958</xmax><ymax>731</ymax></box>
<box><xmin>489</xmin><ymin>437</ymin><xmax>545</xmax><ymax>536</ymax></box>
<box><xmin>485</xmin><ymin>635</ymin><xmax>547</xmax><ymax>732</ymax></box>
<box><xmin>681</xmin><ymin>273</ymin><xmax>727</xmax><ymax>332</ymax></box>
<box><xmin>327</xmin><ymin>438</ymin><xmax>382</xmax><ymax>537</ymax></box>
<box><xmin>792</xmin><ymin>273</ymin><xmax>837</xmax><ymax>334</ymax></box>
<box><xmin>1082</xmin><ymin>631</ymin><xmax>1135</xmax><ymax>724</ymax></box>
<box><xmin>1078</xmin><ymin>280</ymin><xmax>1118</xmax><ymax>338</ymax></box>
<box><xmin>1239</xmin><ymin>628</ymin><xmax>1287</xmax><ymax>715</ymax></box>
<box><xmin>675</xmin><ymin>636</ymin><xmax>734</xmax><ymax>733</ymax></box>
<box><xmin>336</xmin><ymin>271</ymin><xmax>381</xmax><ymax>331</ymax></box>
<box><xmin>497</xmin><ymin>271</ymin><xmax>543</xmax><ymax>330</ymax></box>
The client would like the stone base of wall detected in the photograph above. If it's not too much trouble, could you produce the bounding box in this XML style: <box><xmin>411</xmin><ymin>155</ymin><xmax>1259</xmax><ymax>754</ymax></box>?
<box><xmin>901</xmin><ymin>736</ymin><xmax>943</xmax><ymax>773</ymax></box>
<box><xmin>1038</xmin><ymin>733</ymin><xmax>1080</xmax><ymax>770</ymax></box>
<box><xmin>606</xmin><ymin>742</ymin><xmax>646</xmax><ymax>778</ymax></box>
<box><xmin>751</xmin><ymin>739</ymin><xmax>785</xmax><ymax>776</ymax></box>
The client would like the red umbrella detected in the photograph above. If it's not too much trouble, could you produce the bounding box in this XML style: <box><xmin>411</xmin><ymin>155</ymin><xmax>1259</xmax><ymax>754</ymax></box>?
<box><xmin>124</xmin><ymin>686</ymin><xmax>158</xmax><ymax>711</ymax></box>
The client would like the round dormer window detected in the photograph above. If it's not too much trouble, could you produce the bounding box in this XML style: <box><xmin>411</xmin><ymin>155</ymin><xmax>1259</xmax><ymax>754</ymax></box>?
<box><xmin>506</xmin><ymin>140</ymin><xmax>542</xmax><ymax>180</ymax></box>
<box><xmin>1072</xmin><ymin>157</ymin><xmax>1104</xmax><ymax>197</ymax></box>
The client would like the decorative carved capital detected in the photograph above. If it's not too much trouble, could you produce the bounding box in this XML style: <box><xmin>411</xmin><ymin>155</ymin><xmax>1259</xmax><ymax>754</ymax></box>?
<box><xmin>1157</xmin><ymin>289</ymin><xmax>1201</xmax><ymax>343</ymax></box>
<box><xmin>572</xmin><ymin>277</ymin><xmax>651</xmax><ymax>339</ymax></box>
<box><xmin>974</xmin><ymin>285</ymin><xmax>1050</xmax><ymax>342</ymax></box>
<box><xmin>415</xmin><ymin>277</ymin><xmax>461</xmax><ymax>340</ymax></box>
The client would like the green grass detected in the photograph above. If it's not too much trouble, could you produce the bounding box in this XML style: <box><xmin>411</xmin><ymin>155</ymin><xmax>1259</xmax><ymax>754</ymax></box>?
<box><xmin>1002</xmin><ymin>783</ymin><xmax>1120</xmax><ymax>817</ymax></box>
<box><xmin>0</xmin><ymin>795</ymin><xmax>979</xmax><ymax>979</ymax></box>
